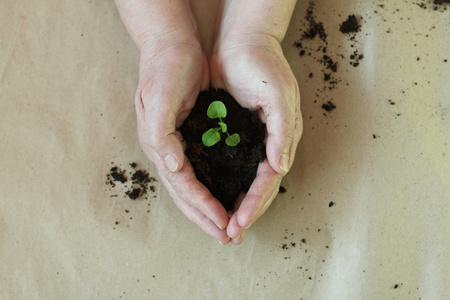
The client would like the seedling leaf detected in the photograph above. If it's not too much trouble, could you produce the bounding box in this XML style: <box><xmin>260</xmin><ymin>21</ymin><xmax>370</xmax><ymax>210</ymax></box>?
<box><xmin>202</xmin><ymin>128</ymin><xmax>221</xmax><ymax>147</ymax></box>
<box><xmin>218</xmin><ymin>122</ymin><xmax>227</xmax><ymax>133</ymax></box>
<box><xmin>207</xmin><ymin>101</ymin><xmax>227</xmax><ymax>119</ymax></box>
<box><xmin>225</xmin><ymin>133</ymin><xmax>240</xmax><ymax>147</ymax></box>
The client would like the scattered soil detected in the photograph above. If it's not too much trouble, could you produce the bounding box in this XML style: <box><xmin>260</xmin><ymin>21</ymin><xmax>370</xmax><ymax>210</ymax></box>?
<box><xmin>294</xmin><ymin>3</ymin><xmax>339</xmax><ymax>115</ymax></box>
<box><xmin>349</xmin><ymin>49</ymin><xmax>364</xmax><ymax>68</ymax></box>
<box><xmin>294</xmin><ymin>3</ymin><xmax>365</xmax><ymax>117</ymax></box>
<box><xmin>106</xmin><ymin>163</ymin><xmax>157</xmax><ymax>200</ymax></box>
<box><xmin>279</xmin><ymin>186</ymin><xmax>287</xmax><ymax>193</ymax></box>
<box><xmin>340</xmin><ymin>15</ymin><xmax>365</xmax><ymax>69</ymax></box>
<box><xmin>417</xmin><ymin>0</ymin><xmax>449</xmax><ymax>10</ymax></box>
<box><xmin>179</xmin><ymin>89</ymin><xmax>266</xmax><ymax>210</ymax></box>
<box><xmin>301</xmin><ymin>4</ymin><xmax>327</xmax><ymax>43</ymax></box>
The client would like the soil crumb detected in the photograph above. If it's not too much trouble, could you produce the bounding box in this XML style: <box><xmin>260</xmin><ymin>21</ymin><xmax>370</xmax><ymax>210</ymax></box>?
<box><xmin>339</xmin><ymin>15</ymin><xmax>360</xmax><ymax>34</ymax></box>
<box><xmin>108</xmin><ymin>167</ymin><xmax>127</xmax><ymax>186</ymax></box>
<box><xmin>322</xmin><ymin>101</ymin><xmax>336</xmax><ymax>112</ymax></box>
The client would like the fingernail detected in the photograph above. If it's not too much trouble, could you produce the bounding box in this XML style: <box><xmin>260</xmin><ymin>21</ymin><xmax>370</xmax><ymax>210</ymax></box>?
<box><xmin>215</xmin><ymin>222</ymin><xmax>224</xmax><ymax>230</ymax></box>
<box><xmin>218</xmin><ymin>237</ymin><xmax>230</xmax><ymax>245</ymax></box>
<box><xmin>279</xmin><ymin>153</ymin><xmax>290</xmax><ymax>173</ymax></box>
<box><xmin>164</xmin><ymin>154</ymin><xmax>179</xmax><ymax>172</ymax></box>
<box><xmin>232</xmin><ymin>231</ymin><xmax>246</xmax><ymax>244</ymax></box>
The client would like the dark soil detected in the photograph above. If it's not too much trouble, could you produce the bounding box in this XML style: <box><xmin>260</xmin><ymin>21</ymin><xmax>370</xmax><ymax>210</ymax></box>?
<box><xmin>293</xmin><ymin>2</ymin><xmax>366</xmax><ymax>118</ymax></box>
<box><xmin>349</xmin><ymin>50</ymin><xmax>364</xmax><ymax>68</ymax></box>
<box><xmin>179</xmin><ymin>89</ymin><xmax>266</xmax><ymax>210</ymax></box>
<box><xmin>322</xmin><ymin>101</ymin><xmax>336</xmax><ymax>112</ymax></box>
<box><xmin>108</xmin><ymin>167</ymin><xmax>127</xmax><ymax>185</ymax></box>
<box><xmin>339</xmin><ymin>15</ymin><xmax>360</xmax><ymax>34</ymax></box>
<box><xmin>126</xmin><ymin>169</ymin><xmax>153</xmax><ymax>200</ymax></box>
<box><xmin>106</xmin><ymin>163</ymin><xmax>157</xmax><ymax>200</ymax></box>
<box><xmin>302</xmin><ymin>3</ymin><xmax>327</xmax><ymax>43</ymax></box>
<box><xmin>416</xmin><ymin>0</ymin><xmax>449</xmax><ymax>10</ymax></box>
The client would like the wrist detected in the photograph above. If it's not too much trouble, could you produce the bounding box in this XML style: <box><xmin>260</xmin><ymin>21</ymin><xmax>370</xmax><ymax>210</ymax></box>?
<box><xmin>215</xmin><ymin>0</ymin><xmax>296</xmax><ymax>43</ymax></box>
<box><xmin>213</xmin><ymin>0</ymin><xmax>296</xmax><ymax>55</ymax></box>
<box><xmin>115</xmin><ymin>0</ymin><xmax>200</xmax><ymax>50</ymax></box>
<box><xmin>140</xmin><ymin>27</ymin><xmax>202</xmax><ymax>56</ymax></box>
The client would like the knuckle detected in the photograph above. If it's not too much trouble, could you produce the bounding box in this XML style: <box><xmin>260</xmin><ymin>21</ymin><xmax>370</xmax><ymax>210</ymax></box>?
<box><xmin>139</xmin><ymin>81</ymin><xmax>153</xmax><ymax>102</ymax></box>
<box><xmin>134</xmin><ymin>88</ymin><xmax>144</xmax><ymax>112</ymax></box>
<box><xmin>135</xmin><ymin>81</ymin><xmax>151</xmax><ymax>108</ymax></box>
<box><xmin>165</xmin><ymin>168</ymin><xmax>176</xmax><ymax>183</ymax></box>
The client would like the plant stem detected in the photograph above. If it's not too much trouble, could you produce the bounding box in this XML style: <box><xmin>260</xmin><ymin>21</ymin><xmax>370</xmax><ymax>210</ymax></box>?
<box><xmin>218</xmin><ymin>116</ymin><xmax>231</xmax><ymax>137</ymax></box>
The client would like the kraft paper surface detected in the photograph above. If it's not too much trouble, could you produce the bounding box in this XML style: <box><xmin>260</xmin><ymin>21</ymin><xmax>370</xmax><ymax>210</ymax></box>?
<box><xmin>1</xmin><ymin>0</ymin><xmax>449</xmax><ymax>299</ymax></box>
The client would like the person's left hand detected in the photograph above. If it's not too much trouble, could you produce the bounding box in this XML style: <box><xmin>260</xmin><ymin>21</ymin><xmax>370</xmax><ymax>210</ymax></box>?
<box><xmin>210</xmin><ymin>34</ymin><xmax>303</xmax><ymax>245</ymax></box>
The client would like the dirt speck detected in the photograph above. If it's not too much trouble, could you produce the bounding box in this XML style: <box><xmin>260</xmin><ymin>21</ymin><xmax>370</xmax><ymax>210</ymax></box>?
<box><xmin>322</xmin><ymin>101</ymin><xmax>336</xmax><ymax>112</ymax></box>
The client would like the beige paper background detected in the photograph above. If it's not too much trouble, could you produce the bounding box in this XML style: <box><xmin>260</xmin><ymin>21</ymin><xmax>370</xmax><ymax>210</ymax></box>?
<box><xmin>1</xmin><ymin>0</ymin><xmax>449</xmax><ymax>299</ymax></box>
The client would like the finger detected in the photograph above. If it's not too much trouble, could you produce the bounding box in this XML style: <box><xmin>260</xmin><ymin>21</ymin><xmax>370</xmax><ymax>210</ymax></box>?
<box><xmin>168</xmin><ymin>183</ymin><xmax>231</xmax><ymax>245</ymax></box>
<box><xmin>235</xmin><ymin>159</ymin><xmax>282</xmax><ymax>229</ymax></box>
<box><xmin>226</xmin><ymin>209</ymin><xmax>245</xmax><ymax>239</ymax></box>
<box><xmin>155</xmin><ymin>156</ymin><xmax>230</xmax><ymax>231</ymax></box>
<box><xmin>263</xmin><ymin>83</ymin><xmax>302</xmax><ymax>176</ymax></box>
<box><xmin>138</xmin><ymin>108</ymin><xmax>230</xmax><ymax>233</ymax></box>
<box><xmin>230</xmin><ymin>229</ymin><xmax>246</xmax><ymax>245</ymax></box>
<box><xmin>227</xmin><ymin>211</ymin><xmax>246</xmax><ymax>245</ymax></box>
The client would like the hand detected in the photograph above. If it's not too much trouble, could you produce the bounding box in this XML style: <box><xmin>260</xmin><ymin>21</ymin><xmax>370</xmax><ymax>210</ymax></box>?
<box><xmin>135</xmin><ymin>32</ymin><xmax>231</xmax><ymax>244</ymax></box>
<box><xmin>210</xmin><ymin>34</ymin><xmax>303</xmax><ymax>245</ymax></box>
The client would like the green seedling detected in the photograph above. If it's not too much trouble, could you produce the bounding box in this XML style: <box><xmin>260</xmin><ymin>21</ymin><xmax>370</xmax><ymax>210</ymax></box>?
<box><xmin>202</xmin><ymin>101</ymin><xmax>241</xmax><ymax>147</ymax></box>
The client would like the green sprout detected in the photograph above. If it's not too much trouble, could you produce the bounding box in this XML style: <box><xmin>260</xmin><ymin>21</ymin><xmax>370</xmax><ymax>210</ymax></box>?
<box><xmin>202</xmin><ymin>101</ymin><xmax>241</xmax><ymax>147</ymax></box>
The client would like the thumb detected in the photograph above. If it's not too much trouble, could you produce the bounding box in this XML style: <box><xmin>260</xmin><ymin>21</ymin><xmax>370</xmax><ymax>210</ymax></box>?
<box><xmin>139</xmin><ymin>95</ymin><xmax>187</xmax><ymax>173</ymax></box>
<box><xmin>159</xmin><ymin>132</ymin><xmax>185</xmax><ymax>173</ymax></box>
<box><xmin>148</xmin><ymin>120</ymin><xmax>185</xmax><ymax>173</ymax></box>
<box><xmin>146</xmin><ymin>112</ymin><xmax>184</xmax><ymax>172</ymax></box>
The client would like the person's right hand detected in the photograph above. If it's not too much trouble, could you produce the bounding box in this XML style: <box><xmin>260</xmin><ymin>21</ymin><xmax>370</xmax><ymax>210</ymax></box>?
<box><xmin>135</xmin><ymin>30</ymin><xmax>231</xmax><ymax>244</ymax></box>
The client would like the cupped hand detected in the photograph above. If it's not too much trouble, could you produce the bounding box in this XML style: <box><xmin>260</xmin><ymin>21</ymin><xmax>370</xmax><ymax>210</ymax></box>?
<box><xmin>135</xmin><ymin>33</ymin><xmax>230</xmax><ymax>244</ymax></box>
<box><xmin>210</xmin><ymin>35</ymin><xmax>303</xmax><ymax>245</ymax></box>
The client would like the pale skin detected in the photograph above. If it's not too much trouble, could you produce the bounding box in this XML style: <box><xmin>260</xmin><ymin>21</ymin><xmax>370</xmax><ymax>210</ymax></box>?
<box><xmin>114</xmin><ymin>0</ymin><xmax>303</xmax><ymax>245</ymax></box>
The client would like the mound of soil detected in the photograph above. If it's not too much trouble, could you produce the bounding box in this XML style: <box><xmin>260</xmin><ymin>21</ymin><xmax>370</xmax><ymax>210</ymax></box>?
<box><xmin>179</xmin><ymin>89</ymin><xmax>266</xmax><ymax>210</ymax></box>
